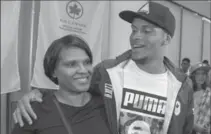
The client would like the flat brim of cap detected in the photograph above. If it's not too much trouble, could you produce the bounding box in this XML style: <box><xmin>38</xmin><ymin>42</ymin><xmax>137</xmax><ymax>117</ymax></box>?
<box><xmin>119</xmin><ymin>10</ymin><xmax>158</xmax><ymax>27</ymax></box>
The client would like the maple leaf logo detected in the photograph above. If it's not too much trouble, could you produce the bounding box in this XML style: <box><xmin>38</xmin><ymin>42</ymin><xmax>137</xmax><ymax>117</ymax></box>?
<box><xmin>69</xmin><ymin>4</ymin><xmax>81</xmax><ymax>16</ymax></box>
<box><xmin>66</xmin><ymin>1</ymin><xmax>83</xmax><ymax>19</ymax></box>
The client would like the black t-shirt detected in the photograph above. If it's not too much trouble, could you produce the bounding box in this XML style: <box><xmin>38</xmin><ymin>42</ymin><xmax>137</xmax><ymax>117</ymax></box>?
<box><xmin>12</xmin><ymin>94</ymin><xmax>111</xmax><ymax>134</ymax></box>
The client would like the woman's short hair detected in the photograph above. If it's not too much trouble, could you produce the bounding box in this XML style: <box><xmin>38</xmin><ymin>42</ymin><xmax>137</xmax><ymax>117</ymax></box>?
<box><xmin>43</xmin><ymin>34</ymin><xmax>93</xmax><ymax>85</ymax></box>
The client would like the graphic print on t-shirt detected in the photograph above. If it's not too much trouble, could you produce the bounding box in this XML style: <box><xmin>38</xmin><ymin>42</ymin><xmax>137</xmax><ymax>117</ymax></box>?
<box><xmin>120</xmin><ymin>88</ymin><xmax>167</xmax><ymax>134</ymax></box>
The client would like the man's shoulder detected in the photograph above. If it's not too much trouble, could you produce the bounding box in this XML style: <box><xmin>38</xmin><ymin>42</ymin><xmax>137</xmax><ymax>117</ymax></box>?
<box><xmin>95</xmin><ymin>59</ymin><xmax>117</xmax><ymax>69</ymax></box>
<box><xmin>95</xmin><ymin>50</ymin><xmax>132</xmax><ymax>70</ymax></box>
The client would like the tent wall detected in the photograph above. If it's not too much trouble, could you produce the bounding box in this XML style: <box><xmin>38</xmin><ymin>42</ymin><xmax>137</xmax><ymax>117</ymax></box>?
<box><xmin>1</xmin><ymin>1</ymin><xmax>40</xmax><ymax>134</ymax></box>
<box><xmin>151</xmin><ymin>1</ymin><xmax>210</xmax><ymax>66</ymax></box>
<box><xmin>1</xmin><ymin>1</ymin><xmax>210</xmax><ymax>134</ymax></box>
<box><xmin>1</xmin><ymin>95</ymin><xmax>8</xmax><ymax>134</ymax></box>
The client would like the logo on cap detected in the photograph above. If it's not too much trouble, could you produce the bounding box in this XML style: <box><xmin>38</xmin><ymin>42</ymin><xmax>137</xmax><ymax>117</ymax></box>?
<box><xmin>138</xmin><ymin>2</ymin><xmax>149</xmax><ymax>14</ymax></box>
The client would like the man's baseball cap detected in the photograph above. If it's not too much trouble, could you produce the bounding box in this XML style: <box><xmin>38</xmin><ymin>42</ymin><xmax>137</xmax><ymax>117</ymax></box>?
<box><xmin>190</xmin><ymin>63</ymin><xmax>211</xmax><ymax>75</ymax></box>
<box><xmin>119</xmin><ymin>2</ymin><xmax>176</xmax><ymax>37</ymax></box>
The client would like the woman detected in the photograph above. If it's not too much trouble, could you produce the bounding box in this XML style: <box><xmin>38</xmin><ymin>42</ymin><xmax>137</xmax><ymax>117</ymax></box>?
<box><xmin>12</xmin><ymin>35</ymin><xmax>111</xmax><ymax>134</ymax></box>
<box><xmin>190</xmin><ymin>63</ymin><xmax>211</xmax><ymax>134</ymax></box>
<box><xmin>207</xmin><ymin>69</ymin><xmax>211</xmax><ymax>87</ymax></box>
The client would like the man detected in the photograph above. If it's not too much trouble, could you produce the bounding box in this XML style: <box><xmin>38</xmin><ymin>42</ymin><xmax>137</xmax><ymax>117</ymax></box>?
<box><xmin>13</xmin><ymin>2</ymin><xmax>194</xmax><ymax>134</ymax></box>
<box><xmin>181</xmin><ymin>58</ymin><xmax>191</xmax><ymax>75</ymax></box>
<box><xmin>202</xmin><ymin>60</ymin><xmax>209</xmax><ymax>66</ymax></box>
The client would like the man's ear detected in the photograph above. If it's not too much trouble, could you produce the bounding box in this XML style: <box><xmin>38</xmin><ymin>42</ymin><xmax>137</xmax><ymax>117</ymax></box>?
<box><xmin>52</xmin><ymin>71</ymin><xmax>57</xmax><ymax>78</ymax></box>
<box><xmin>162</xmin><ymin>33</ymin><xmax>171</xmax><ymax>46</ymax></box>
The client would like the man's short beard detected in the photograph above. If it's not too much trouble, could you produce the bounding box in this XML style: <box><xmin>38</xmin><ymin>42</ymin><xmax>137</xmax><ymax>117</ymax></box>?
<box><xmin>132</xmin><ymin>56</ymin><xmax>149</xmax><ymax>65</ymax></box>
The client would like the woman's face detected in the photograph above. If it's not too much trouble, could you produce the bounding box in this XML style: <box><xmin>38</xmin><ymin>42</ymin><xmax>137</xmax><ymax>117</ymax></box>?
<box><xmin>54</xmin><ymin>47</ymin><xmax>93</xmax><ymax>93</ymax></box>
<box><xmin>194</xmin><ymin>69</ymin><xmax>207</xmax><ymax>85</ymax></box>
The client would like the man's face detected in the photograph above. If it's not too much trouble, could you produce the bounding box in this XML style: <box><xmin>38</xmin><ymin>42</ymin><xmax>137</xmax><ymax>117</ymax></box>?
<box><xmin>181</xmin><ymin>61</ymin><xmax>190</xmax><ymax>72</ymax></box>
<box><xmin>130</xmin><ymin>18</ymin><xmax>167</xmax><ymax>62</ymax></box>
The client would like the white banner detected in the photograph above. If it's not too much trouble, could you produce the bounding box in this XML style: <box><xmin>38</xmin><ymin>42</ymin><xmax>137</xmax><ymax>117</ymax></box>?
<box><xmin>1</xmin><ymin>1</ymin><xmax>21</xmax><ymax>94</ymax></box>
<box><xmin>31</xmin><ymin>1</ymin><xmax>109</xmax><ymax>89</ymax></box>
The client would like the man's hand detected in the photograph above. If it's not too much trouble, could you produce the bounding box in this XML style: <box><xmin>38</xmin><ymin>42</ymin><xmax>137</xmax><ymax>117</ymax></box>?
<box><xmin>13</xmin><ymin>89</ymin><xmax>43</xmax><ymax>127</ymax></box>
